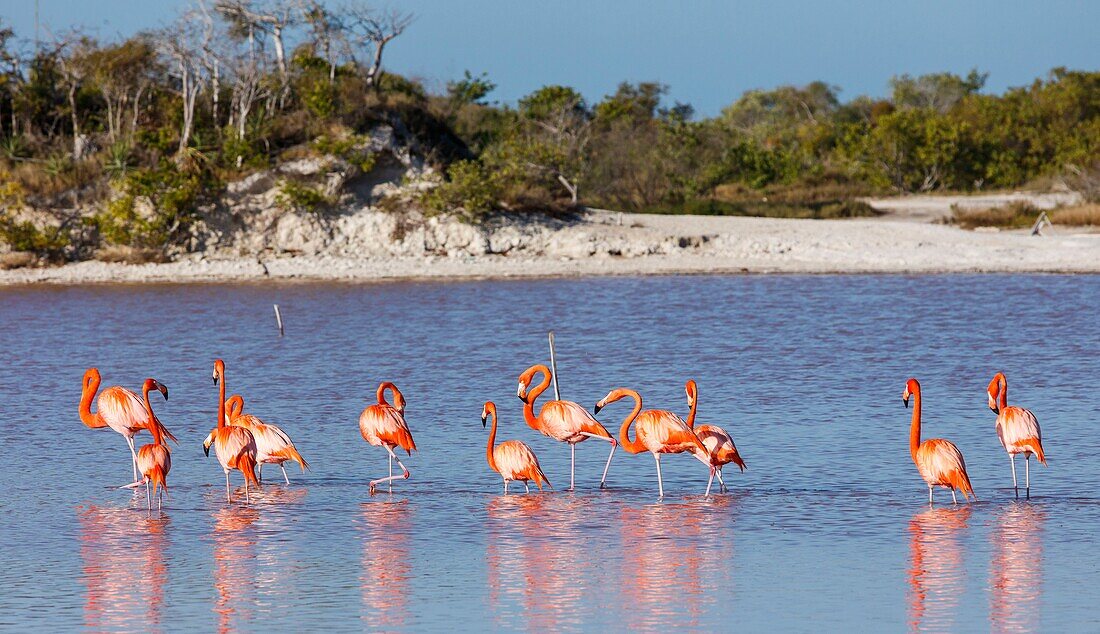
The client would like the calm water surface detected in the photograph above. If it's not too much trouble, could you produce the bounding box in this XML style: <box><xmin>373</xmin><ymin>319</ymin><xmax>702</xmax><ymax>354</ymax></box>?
<box><xmin>1</xmin><ymin>274</ymin><xmax>1098</xmax><ymax>632</ymax></box>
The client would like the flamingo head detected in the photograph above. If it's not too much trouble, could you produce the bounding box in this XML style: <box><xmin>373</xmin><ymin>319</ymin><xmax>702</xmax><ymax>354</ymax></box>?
<box><xmin>212</xmin><ymin>359</ymin><xmax>225</xmax><ymax>385</ymax></box>
<box><xmin>594</xmin><ymin>388</ymin><xmax>629</xmax><ymax>414</ymax></box>
<box><xmin>143</xmin><ymin>378</ymin><xmax>169</xmax><ymax>401</ymax></box>
<box><xmin>987</xmin><ymin>372</ymin><xmax>1005</xmax><ymax>414</ymax></box>
<box><xmin>481</xmin><ymin>401</ymin><xmax>496</xmax><ymax>427</ymax></box>
<box><xmin>685</xmin><ymin>379</ymin><xmax>698</xmax><ymax>408</ymax></box>
<box><xmin>902</xmin><ymin>378</ymin><xmax>920</xmax><ymax>408</ymax></box>
<box><xmin>392</xmin><ymin>390</ymin><xmax>407</xmax><ymax>414</ymax></box>
<box><xmin>517</xmin><ymin>365</ymin><xmax>538</xmax><ymax>401</ymax></box>
<box><xmin>202</xmin><ymin>431</ymin><xmax>214</xmax><ymax>457</ymax></box>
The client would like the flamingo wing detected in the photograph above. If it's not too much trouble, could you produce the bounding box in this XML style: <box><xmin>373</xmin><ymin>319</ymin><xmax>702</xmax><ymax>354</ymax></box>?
<box><xmin>538</xmin><ymin>400</ymin><xmax>611</xmax><ymax>442</ymax></box>
<box><xmin>359</xmin><ymin>404</ymin><xmax>416</xmax><ymax>453</ymax></box>
<box><xmin>494</xmin><ymin>440</ymin><xmax>550</xmax><ymax>489</ymax></box>
<box><xmin>996</xmin><ymin>407</ymin><xmax>1043</xmax><ymax>454</ymax></box>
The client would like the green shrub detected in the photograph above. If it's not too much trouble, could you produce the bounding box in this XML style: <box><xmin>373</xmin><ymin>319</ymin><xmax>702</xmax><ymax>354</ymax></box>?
<box><xmin>312</xmin><ymin>134</ymin><xmax>377</xmax><ymax>172</ymax></box>
<box><xmin>93</xmin><ymin>165</ymin><xmax>212</xmax><ymax>248</ymax></box>
<box><xmin>0</xmin><ymin>212</ymin><xmax>70</xmax><ymax>260</ymax></box>
<box><xmin>275</xmin><ymin>179</ymin><xmax>332</xmax><ymax>213</ymax></box>
<box><xmin>421</xmin><ymin>160</ymin><xmax>501</xmax><ymax>222</ymax></box>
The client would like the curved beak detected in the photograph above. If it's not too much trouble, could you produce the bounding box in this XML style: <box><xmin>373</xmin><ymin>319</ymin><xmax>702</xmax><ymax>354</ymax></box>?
<box><xmin>158</xmin><ymin>383</ymin><xmax>169</xmax><ymax>401</ymax></box>
<box><xmin>212</xmin><ymin>375</ymin><xmax>218</xmax><ymax>386</ymax></box>
<box><xmin>989</xmin><ymin>404</ymin><xmax>999</xmax><ymax>414</ymax></box>
<box><xmin>516</xmin><ymin>382</ymin><xmax>526</xmax><ymax>400</ymax></box>
<box><xmin>593</xmin><ymin>402</ymin><xmax>603</xmax><ymax>414</ymax></box>
<box><xmin>481</xmin><ymin>412</ymin><xmax>487</xmax><ymax>427</ymax></box>
<box><xmin>903</xmin><ymin>396</ymin><xmax>910</xmax><ymax>409</ymax></box>
<box><xmin>203</xmin><ymin>443</ymin><xmax>210</xmax><ymax>457</ymax></box>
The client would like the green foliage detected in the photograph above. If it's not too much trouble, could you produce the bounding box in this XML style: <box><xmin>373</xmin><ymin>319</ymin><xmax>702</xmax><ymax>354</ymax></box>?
<box><xmin>312</xmin><ymin>134</ymin><xmax>376</xmax><ymax>172</ymax></box>
<box><xmin>447</xmin><ymin>71</ymin><xmax>496</xmax><ymax>108</ymax></box>
<box><xmin>0</xmin><ymin>212</ymin><xmax>70</xmax><ymax>259</ymax></box>
<box><xmin>94</xmin><ymin>165</ymin><xmax>211</xmax><ymax>248</ymax></box>
<box><xmin>275</xmin><ymin>179</ymin><xmax>332</xmax><ymax>213</ymax></box>
<box><xmin>422</xmin><ymin>160</ymin><xmax>501</xmax><ymax>222</ymax></box>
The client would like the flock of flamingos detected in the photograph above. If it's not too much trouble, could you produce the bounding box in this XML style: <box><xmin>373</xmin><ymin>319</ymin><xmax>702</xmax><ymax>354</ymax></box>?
<box><xmin>78</xmin><ymin>353</ymin><xmax>1047</xmax><ymax>509</ymax></box>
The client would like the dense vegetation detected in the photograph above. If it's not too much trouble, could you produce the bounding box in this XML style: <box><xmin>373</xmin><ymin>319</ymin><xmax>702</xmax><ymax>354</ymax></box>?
<box><xmin>1</xmin><ymin>3</ymin><xmax>1099</xmax><ymax>263</ymax></box>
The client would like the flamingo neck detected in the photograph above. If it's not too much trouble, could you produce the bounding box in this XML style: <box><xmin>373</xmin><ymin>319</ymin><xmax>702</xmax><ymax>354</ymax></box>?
<box><xmin>143</xmin><ymin>385</ymin><xmax>165</xmax><ymax>446</ymax></box>
<box><xmin>217</xmin><ymin>369</ymin><xmax>226</xmax><ymax>430</ymax></box>
<box><xmin>79</xmin><ymin>371</ymin><xmax>100</xmax><ymax>427</ymax></box>
<box><xmin>685</xmin><ymin>395</ymin><xmax>697</xmax><ymax>429</ymax></box>
<box><xmin>909</xmin><ymin>389</ymin><xmax>922</xmax><ymax>458</ymax></box>
<box><xmin>617</xmin><ymin>390</ymin><xmax>646</xmax><ymax>454</ymax></box>
<box><xmin>486</xmin><ymin>410</ymin><xmax>498</xmax><ymax>473</ymax></box>
<box><xmin>377</xmin><ymin>382</ymin><xmax>401</xmax><ymax>407</ymax></box>
<box><xmin>523</xmin><ymin>366</ymin><xmax>552</xmax><ymax>429</ymax></box>
<box><xmin>226</xmin><ymin>395</ymin><xmax>244</xmax><ymax>420</ymax></box>
<box><xmin>998</xmin><ymin>376</ymin><xmax>1008</xmax><ymax>410</ymax></box>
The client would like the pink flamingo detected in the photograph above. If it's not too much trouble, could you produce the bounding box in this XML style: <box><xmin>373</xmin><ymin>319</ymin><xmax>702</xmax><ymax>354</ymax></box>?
<box><xmin>359</xmin><ymin>382</ymin><xmax>417</xmax><ymax>495</ymax></box>
<box><xmin>595</xmin><ymin>387</ymin><xmax>714</xmax><ymax>498</ymax></box>
<box><xmin>683</xmin><ymin>380</ymin><xmax>746</xmax><ymax>494</ymax></box>
<box><xmin>987</xmin><ymin>372</ymin><xmax>1047</xmax><ymax>497</ymax></box>
<box><xmin>904</xmin><ymin>378</ymin><xmax>976</xmax><ymax>504</ymax></box>
<box><xmin>482</xmin><ymin>401</ymin><xmax>551</xmax><ymax>493</ymax></box>
<box><xmin>224</xmin><ymin>394</ymin><xmax>310</xmax><ymax>484</ymax></box>
<box><xmin>203</xmin><ymin>360</ymin><xmax>259</xmax><ymax>504</ymax></box>
<box><xmin>518</xmin><ymin>364</ymin><xmax>616</xmax><ymax>490</ymax></box>
<box><xmin>80</xmin><ymin>368</ymin><xmax>177</xmax><ymax>482</ymax></box>
<box><xmin>121</xmin><ymin>378</ymin><xmax>172</xmax><ymax>510</ymax></box>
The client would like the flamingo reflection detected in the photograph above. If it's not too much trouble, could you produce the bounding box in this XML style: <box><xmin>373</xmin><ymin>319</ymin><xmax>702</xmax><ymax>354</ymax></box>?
<box><xmin>619</xmin><ymin>497</ymin><xmax>737</xmax><ymax>629</ymax></box>
<box><xmin>79</xmin><ymin>505</ymin><xmax>170</xmax><ymax>632</ymax></box>
<box><xmin>907</xmin><ymin>505</ymin><xmax>972</xmax><ymax>632</ymax></box>
<box><xmin>360</xmin><ymin>500</ymin><xmax>412</xmax><ymax>628</ymax></box>
<box><xmin>990</xmin><ymin>503</ymin><xmax>1045</xmax><ymax>631</ymax></box>
<box><xmin>212</xmin><ymin>505</ymin><xmax>260</xmax><ymax>633</ymax></box>
<box><xmin>485</xmin><ymin>495</ymin><xmax>593</xmax><ymax>630</ymax></box>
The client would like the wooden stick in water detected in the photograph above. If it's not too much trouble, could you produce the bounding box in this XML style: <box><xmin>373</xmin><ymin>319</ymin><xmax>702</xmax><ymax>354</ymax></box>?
<box><xmin>274</xmin><ymin>304</ymin><xmax>284</xmax><ymax>337</ymax></box>
<box><xmin>548</xmin><ymin>331</ymin><xmax>561</xmax><ymax>400</ymax></box>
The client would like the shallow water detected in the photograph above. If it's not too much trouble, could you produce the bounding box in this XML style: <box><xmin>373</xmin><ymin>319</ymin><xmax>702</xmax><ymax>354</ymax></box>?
<box><xmin>1</xmin><ymin>274</ymin><xmax>1098</xmax><ymax>631</ymax></box>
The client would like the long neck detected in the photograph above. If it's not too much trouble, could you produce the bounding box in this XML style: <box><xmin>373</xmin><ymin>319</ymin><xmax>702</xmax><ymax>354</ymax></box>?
<box><xmin>143</xmin><ymin>386</ymin><xmax>165</xmax><ymax>446</ymax></box>
<box><xmin>79</xmin><ymin>372</ymin><xmax>100</xmax><ymax>427</ymax></box>
<box><xmin>909</xmin><ymin>389</ymin><xmax>922</xmax><ymax>458</ymax></box>
<box><xmin>217</xmin><ymin>369</ymin><xmax>226</xmax><ymax>430</ymax></box>
<box><xmin>617</xmin><ymin>391</ymin><xmax>646</xmax><ymax>454</ymax></box>
<box><xmin>685</xmin><ymin>395</ymin><xmax>697</xmax><ymax>429</ymax></box>
<box><xmin>523</xmin><ymin>366</ymin><xmax>553</xmax><ymax>428</ymax></box>
<box><xmin>998</xmin><ymin>377</ymin><xmax>1008</xmax><ymax>410</ymax></box>
<box><xmin>377</xmin><ymin>382</ymin><xmax>398</xmax><ymax>406</ymax></box>
<box><xmin>486</xmin><ymin>411</ymin><xmax>498</xmax><ymax>472</ymax></box>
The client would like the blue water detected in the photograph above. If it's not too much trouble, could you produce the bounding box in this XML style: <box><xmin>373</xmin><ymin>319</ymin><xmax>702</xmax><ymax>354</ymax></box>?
<box><xmin>1</xmin><ymin>274</ymin><xmax>1098</xmax><ymax>632</ymax></box>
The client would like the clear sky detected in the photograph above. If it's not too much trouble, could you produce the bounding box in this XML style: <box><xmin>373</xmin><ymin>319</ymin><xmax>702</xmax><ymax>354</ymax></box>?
<box><xmin>3</xmin><ymin>0</ymin><xmax>1098</xmax><ymax>115</ymax></box>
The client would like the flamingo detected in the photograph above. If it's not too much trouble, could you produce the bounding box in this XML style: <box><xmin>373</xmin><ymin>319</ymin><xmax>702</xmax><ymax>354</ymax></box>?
<box><xmin>79</xmin><ymin>368</ymin><xmax>178</xmax><ymax>482</ymax></box>
<box><xmin>987</xmin><ymin>372</ymin><xmax>1047</xmax><ymax>497</ymax></box>
<box><xmin>518</xmin><ymin>364</ymin><xmax>617</xmax><ymax>490</ymax></box>
<box><xmin>903</xmin><ymin>378</ymin><xmax>975</xmax><ymax>504</ymax></box>
<box><xmin>223</xmin><ymin>394</ymin><xmax>310</xmax><ymax>485</ymax></box>
<box><xmin>594</xmin><ymin>387</ymin><xmax>714</xmax><ymax>498</ymax></box>
<box><xmin>120</xmin><ymin>379</ymin><xmax>173</xmax><ymax>510</ymax></box>
<box><xmin>358</xmin><ymin>381</ymin><xmax>417</xmax><ymax>495</ymax></box>
<box><xmin>481</xmin><ymin>401</ymin><xmax>551</xmax><ymax>493</ymax></box>
<box><xmin>203</xmin><ymin>359</ymin><xmax>259</xmax><ymax>504</ymax></box>
<box><xmin>683</xmin><ymin>379</ymin><xmax>746</xmax><ymax>494</ymax></box>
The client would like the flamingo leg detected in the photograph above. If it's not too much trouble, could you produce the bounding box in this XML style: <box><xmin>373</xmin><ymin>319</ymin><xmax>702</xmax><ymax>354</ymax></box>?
<box><xmin>369</xmin><ymin>447</ymin><xmax>410</xmax><ymax>495</ymax></box>
<box><xmin>126</xmin><ymin>436</ymin><xmax>139</xmax><ymax>482</ymax></box>
<box><xmin>244</xmin><ymin>474</ymin><xmax>251</xmax><ymax>504</ymax></box>
<box><xmin>1025</xmin><ymin>455</ymin><xmax>1030</xmax><ymax>498</ymax></box>
<box><xmin>568</xmin><ymin>443</ymin><xmax>576</xmax><ymax>491</ymax></box>
<box><xmin>1010</xmin><ymin>454</ymin><xmax>1018</xmax><ymax>497</ymax></box>
<box><xmin>928</xmin><ymin>486</ymin><xmax>934</xmax><ymax>505</ymax></box>
<box><xmin>705</xmin><ymin>469</ymin><xmax>714</xmax><ymax>497</ymax></box>
<box><xmin>524</xmin><ymin>481</ymin><xmax>530</xmax><ymax>494</ymax></box>
<box><xmin>389</xmin><ymin>455</ymin><xmax>393</xmax><ymax>494</ymax></box>
<box><xmin>258</xmin><ymin>463</ymin><xmax>264</xmax><ymax>483</ymax></box>
<box><xmin>280</xmin><ymin>463</ymin><xmax>291</xmax><ymax>485</ymax></box>
<box><xmin>145</xmin><ymin>480</ymin><xmax>151</xmax><ymax>511</ymax></box>
<box><xmin>504</xmin><ymin>480</ymin><xmax>509</xmax><ymax>495</ymax></box>
<box><xmin>578</xmin><ymin>431</ymin><xmax>617</xmax><ymax>489</ymax></box>
<box><xmin>951</xmin><ymin>488</ymin><xmax>958</xmax><ymax>504</ymax></box>
<box><xmin>225</xmin><ymin>471</ymin><xmax>232</xmax><ymax>504</ymax></box>
<box><xmin>716</xmin><ymin>468</ymin><xmax>726</xmax><ymax>493</ymax></box>
<box><xmin>654</xmin><ymin>453</ymin><xmax>664</xmax><ymax>499</ymax></box>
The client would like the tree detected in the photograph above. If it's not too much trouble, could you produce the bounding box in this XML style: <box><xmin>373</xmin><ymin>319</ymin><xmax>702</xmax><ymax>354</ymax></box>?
<box><xmin>890</xmin><ymin>69</ymin><xmax>987</xmax><ymax>113</ymax></box>
<box><xmin>50</xmin><ymin>31</ymin><xmax>97</xmax><ymax>160</ymax></box>
<box><xmin>86</xmin><ymin>38</ymin><xmax>157</xmax><ymax>144</ymax></box>
<box><xmin>342</xmin><ymin>5</ymin><xmax>413</xmax><ymax>88</ymax></box>
<box><xmin>157</xmin><ymin>16</ymin><xmax>211</xmax><ymax>155</ymax></box>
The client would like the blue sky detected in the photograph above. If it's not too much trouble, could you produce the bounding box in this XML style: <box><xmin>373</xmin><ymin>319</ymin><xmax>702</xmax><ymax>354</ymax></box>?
<box><xmin>3</xmin><ymin>0</ymin><xmax>1098</xmax><ymax>115</ymax></box>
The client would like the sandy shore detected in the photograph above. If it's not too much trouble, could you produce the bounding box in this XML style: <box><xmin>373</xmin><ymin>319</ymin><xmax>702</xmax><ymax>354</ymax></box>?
<box><xmin>4</xmin><ymin>213</ymin><xmax>1099</xmax><ymax>287</ymax></box>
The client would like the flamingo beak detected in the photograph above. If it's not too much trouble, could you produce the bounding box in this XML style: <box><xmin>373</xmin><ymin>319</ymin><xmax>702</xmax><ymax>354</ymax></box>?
<box><xmin>989</xmin><ymin>404</ymin><xmax>999</xmax><ymax>414</ymax></box>
<box><xmin>516</xmin><ymin>382</ymin><xmax>525</xmax><ymax>400</ymax></box>
<box><xmin>212</xmin><ymin>374</ymin><xmax>218</xmax><ymax>386</ymax></box>
<box><xmin>593</xmin><ymin>402</ymin><xmax>603</xmax><ymax>414</ymax></box>
<box><xmin>203</xmin><ymin>443</ymin><xmax>210</xmax><ymax>457</ymax></box>
<box><xmin>481</xmin><ymin>412</ymin><xmax>487</xmax><ymax>427</ymax></box>
<box><xmin>158</xmin><ymin>383</ymin><xmax>169</xmax><ymax>401</ymax></box>
<box><xmin>903</xmin><ymin>396</ymin><xmax>910</xmax><ymax>409</ymax></box>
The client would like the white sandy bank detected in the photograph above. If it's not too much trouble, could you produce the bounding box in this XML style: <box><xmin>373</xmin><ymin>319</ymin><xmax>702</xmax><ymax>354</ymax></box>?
<box><xmin>2</xmin><ymin>204</ymin><xmax>1098</xmax><ymax>285</ymax></box>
